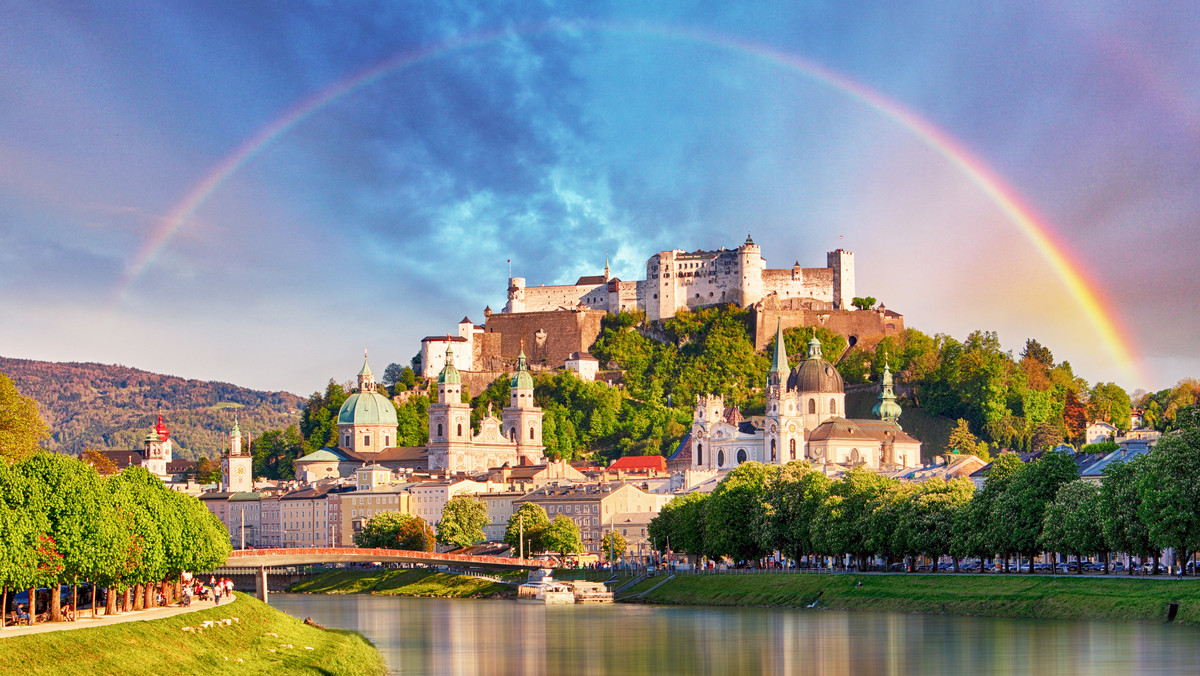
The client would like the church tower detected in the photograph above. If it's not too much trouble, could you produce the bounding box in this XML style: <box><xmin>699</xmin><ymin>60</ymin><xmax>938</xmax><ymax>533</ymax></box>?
<box><xmin>502</xmin><ymin>349</ymin><xmax>545</xmax><ymax>464</ymax></box>
<box><xmin>222</xmin><ymin>416</ymin><xmax>253</xmax><ymax>493</ymax></box>
<box><xmin>143</xmin><ymin>413</ymin><xmax>172</xmax><ymax>478</ymax></box>
<box><xmin>428</xmin><ymin>345</ymin><xmax>473</xmax><ymax>471</ymax></box>
<box><xmin>872</xmin><ymin>360</ymin><xmax>903</xmax><ymax>425</ymax></box>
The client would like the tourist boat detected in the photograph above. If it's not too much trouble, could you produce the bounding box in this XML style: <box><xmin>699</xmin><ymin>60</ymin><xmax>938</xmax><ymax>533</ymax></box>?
<box><xmin>517</xmin><ymin>569</ymin><xmax>613</xmax><ymax>604</ymax></box>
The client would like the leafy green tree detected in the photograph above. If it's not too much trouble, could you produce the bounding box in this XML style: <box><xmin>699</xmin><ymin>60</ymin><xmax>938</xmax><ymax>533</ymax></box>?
<box><xmin>382</xmin><ymin>363</ymin><xmax>417</xmax><ymax>392</ymax></box>
<box><xmin>399</xmin><ymin>517</ymin><xmax>437</xmax><ymax>552</ymax></box>
<box><xmin>954</xmin><ymin>451</ymin><xmax>1024</xmax><ymax>571</ymax></box>
<box><xmin>1099</xmin><ymin>454</ymin><xmax>1156</xmax><ymax>574</ymax></box>
<box><xmin>1041</xmin><ymin>480</ymin><xmax>1105</xmax><ymax>574</ymax></box>
<box><xmin>1031</xmin><ymin>421</ymin><xmax>1064</xmax><ymax>451</ymax></box>
<box><xmin>947</xmin><ymin>419</ymin><xmax>979</xmax><ymax>455</ymax></box>
<box><xmin>1088</xmin><ymin>382</ymin><xmax>1132</xmax><ymax>433</ymax></box>
<box><xmin>395</xmin><ymin>395</ymin><xmax>430</xmax><ymax>446</ymax></box>
<box><xmin>437</xmin><ymin>495</ymin><xmax>488</xmax><ymax>548</ymax></box>
<box><xmin>252</xmin><ymin>425</ymin><xmax>304</xmax><ymax>480</ymax></box>
<box><xmin>543</xmin><ymin>515</ymin><xmax>583</xmax><ymax>559</ymax></box>
<box><xmin>1137</xmin><ymin>412</ymin><xmax>1200</xmax><ymax>573</ymax></box>
<box><xmin>995</xmin><ymin>450</ymin><xmax>1078</xmax><ymax>573</ymax></box>
<box><xmin>355</xmin><ymin>511</ymin><xmax>430</xmax><ymax>549</ymax></box>
<box><xmin>107</xmin><ymin>467</ymin><xmax>167</xmax><ymax>609</ymax></box>
<box><xmin>0</xmin><ymin>460</ymin><xmax>54</xmax><ymax>612</ymax></box>
<box><xmin>851</xmin><ymin>296</ymin><xmax>877</xmax><ymax>310</ymax></box>
<box><xmin>600</xmin><ymin>530</ymin><xmax>627</xmax><ymax>561</ymax></box>
<box><xmin>504</xmin><ymin>503</ymin><xmax>550</xmax><ymax>556</ymax></box>
<box><xmin>899</xmin><ymin>478</ymin><xmax>975</xmax><ymax>572</ymax></box>
<box><xmin>648</xmin><ymin>492</ymin><xmax>708</xmax><ymax>562</ymax></box>
<box><xmin>704</xmin><ymin>462</ymin><xmax>775</xmax><ymax>562</ymax></box>
<box><xmin>300</xmin><ymin>380</ymin><xmax>351</xmax><ymax>452</ymax></box>
<box><xmin>813</xmin><ymin>468</ymin><xmax>897</xmax><ymax>568</ymax></box>
<box><xmin>0</xmin><ymin>372</ymin><xmax>50</xmax><ymax>463</ymax></box>
<box><xmin>1080</xmin><ymin>440</ymin><xmax>1119</xmax><ymax>455</ymax></box>
<box><xmin>754</xmin><ymin>461</ymin><xmax>831</xmax><ymax>563</ymax></box>
<box><xmin>870</xmin><ymin>481</ymin><xmax>916</xmax><ymax>569</ymax></box>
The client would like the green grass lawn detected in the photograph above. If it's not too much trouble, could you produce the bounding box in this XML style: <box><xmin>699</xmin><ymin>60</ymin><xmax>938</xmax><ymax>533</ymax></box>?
<box><xmin>0</xmin><ymin>593</ymin><xmax>385</xmax><ymax>676</ymax></box>
<box><xmin>290</xmin><ymin>568</ymin><xmax>512</xmax><ymax>598</ymax></box>
<box><xmin>635</xmin><ymin>572</ymin><xmax>1200</xmax><ymax>625</ymax></box>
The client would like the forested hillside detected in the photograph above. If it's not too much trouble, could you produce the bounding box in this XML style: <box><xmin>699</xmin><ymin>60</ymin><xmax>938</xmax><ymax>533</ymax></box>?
<box><xmin>0</xmin><ymin>357</ymin><xmax>304</xmax><ymax>460</ymax></box>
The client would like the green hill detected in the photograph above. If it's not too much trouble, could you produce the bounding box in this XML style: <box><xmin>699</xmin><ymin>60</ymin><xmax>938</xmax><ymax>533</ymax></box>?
<box><xmin>1</xmin><ymin>356</ymin><xmax>304</xmax><ymax>460</ymax></box>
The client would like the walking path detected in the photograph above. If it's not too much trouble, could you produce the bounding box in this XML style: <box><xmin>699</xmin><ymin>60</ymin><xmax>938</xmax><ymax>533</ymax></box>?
<box><xmin>0</xmin><ymin>593</ymin><xmax>238</xmax><ymax>638</ymax></box>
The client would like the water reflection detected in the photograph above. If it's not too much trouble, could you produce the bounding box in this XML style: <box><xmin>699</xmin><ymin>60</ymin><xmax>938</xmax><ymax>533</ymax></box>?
<box><xmin>269</xmin><ymin>594</ymin><xmax>1200</xmax><ymax>676</ymax></box>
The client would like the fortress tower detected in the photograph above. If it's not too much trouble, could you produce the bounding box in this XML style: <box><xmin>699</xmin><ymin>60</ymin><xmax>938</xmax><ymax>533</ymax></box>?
<box><xmin>828</xmin><ymin>249</ymin><xmax>855</xmax><ymax>310</ymax></box>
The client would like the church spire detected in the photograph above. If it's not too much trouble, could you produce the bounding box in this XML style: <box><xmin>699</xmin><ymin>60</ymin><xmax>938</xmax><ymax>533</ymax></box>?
<box><xmin>872</xmin><ymin>357</ymin><xmax>903</xmax><ymax>425</ymax></box>
<box><xmin>770</xmin><ymin>319</ymin><xmax>789</xmax><ymax>375</ymax></box>
<box><xmin>357</xmin><ymin>350</ymin><xmax>376</xmax><ymax>392</ymax></box>
<box><xmin>806</xmin><ymin>331</ymin><xmax>823</xmax><ymax>360</ymax></box>
<box><xmin>603</xmin><ymin>257</ymin><xmax>611</xmax><ymax>281</ymax></box>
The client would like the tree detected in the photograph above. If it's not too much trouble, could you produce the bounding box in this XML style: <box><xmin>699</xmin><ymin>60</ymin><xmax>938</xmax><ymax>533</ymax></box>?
<box><xmin>851</xmin><ymin>297</ymin><xmax>877</xmax><ymax>310</ymax></box>
<box><xmin>947</xmin><ymin>419</ymin><xmax>979</xmax><ymax>455</ymax></box>
<box><xmin>0</xmin><ymin>372</ymin><xmax>50</xmax><ymax>463</ymax></box>
<box><xmin>899</xmin><ymin>478</ymin><xmax>975</xmax><ymax>572</ymax></box>
<box><xmin>1099</xmin><ymin>454</ymin><xmax>1155</xmax><ymax>574</ymax></box>
<box><xmin>1088</xmin><ymin>382</ymin><xmax>1132</xmax><ymax>433</ymax></box>
<box><xmin>704</xmin><ymin>462</ymin><xmax>775</xmax><ymax>562</ymax></box>
<box><xmin>995</xmin><ymin>450</ymin><xmax>1078</xmax><ymax>573</ymax></box>
<box><xmin>648</xmin><ymin>492</ymin><xmax>707</xmax><ymax>562</ymax></box>
<box><xmin>813</xmin><ymin>468</ymin><xmax>897</xmax><ymax>569</ymax></box>
<box><xmin>600</xmin><ymin>530</ymin><xmax>627</xmax><ymax>561</ymax></box>
<box><xmin>1041</xmin><ymin>480</ymin><xmax>1105</xmax><ymax>574</ymax></box>
<box><xmin>437</xmin><ymin>495</ymin><xmax>488</xmax><ymax>548</ymax></box>
<box><xmin>504</xmin><ymin>503</ymin><xmax>550</xmax><ymax>556</ymax></box>
<box><xmin>81</xmin><ymin>449</ymin><xmax>119</xmax><ymax>476</ymax></box>
<box><xmin>192</xmin><ymin>457</ymin><xmax>222</xmax><ymax>484</ymax></box>
<box><xmin>354</xmin><ymin>511</ymin><xmax>433</xmax><ymax>550</ymax></box>
<box><xmin>543</xmin><ymin>515</ymin><xmax>583</xmax><ymax>559</ymax></box>
<box><xmin>754</xmin><ymin>461</ymin><xmax>831</xmax><ymax>564</ymax></box>
<box><xmin>1137</xmin><ymin>412</ymin><xmax>1200</xmax><ymax>573</ymax></box>
<box><xmin>382</xmin><ymin>363</ymin><xmax>406</xmax><ymax>391</ymax></box>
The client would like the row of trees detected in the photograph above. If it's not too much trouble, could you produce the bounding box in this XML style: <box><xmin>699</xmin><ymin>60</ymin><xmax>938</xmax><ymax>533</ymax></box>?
<box><xmin>1</xmin><ymin>452</ymin><xmax>231</xmax><ymax>622</ymax></box>
<box><xmin>648</xmin><ymin>414</ymin><xmax>1200</xmax><ymax>573</ymax></box>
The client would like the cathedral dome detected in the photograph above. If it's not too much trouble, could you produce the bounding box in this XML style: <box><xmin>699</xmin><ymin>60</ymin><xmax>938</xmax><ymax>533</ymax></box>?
<box><xmin>336</xmin><ymin>391</ymin><xmax>398</xmax><ymax>426</ymax></box>
<box><xmin>787</xmin><ymin>336</ymin><xmax>844</xmax><ymax>395</ymax></box>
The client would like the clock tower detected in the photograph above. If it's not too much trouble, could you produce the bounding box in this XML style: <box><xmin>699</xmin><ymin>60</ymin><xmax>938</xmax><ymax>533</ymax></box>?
<box><xmin>222</xmin><ymin>416</ymin><xmax>253</xmax><ymax>493</ymax></box>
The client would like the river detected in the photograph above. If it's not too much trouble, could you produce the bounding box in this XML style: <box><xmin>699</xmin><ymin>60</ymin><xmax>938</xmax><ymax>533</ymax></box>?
<box><xmin>269</xmin><ymin>593</ymin><xmax>1200</xmax><ymax>675</ymax></box>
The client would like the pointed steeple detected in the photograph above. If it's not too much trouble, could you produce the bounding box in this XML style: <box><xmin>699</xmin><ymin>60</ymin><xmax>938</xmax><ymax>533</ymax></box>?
<box><xmin>438</xmin><ymin>344</ymin><xmax>461</xmax><ymax>385</ymax></box>
<box><xmin>230</xmin><ymin>415</ymin><xmax>240</xmax><ymax>438</ymax></box>
<box><xmin>512</xmin><ymin>347</ymin><xmax>534</xmax><ymax>390</ymax></box>
<box><xmin>872</xmin><ymin>357</ymin><xmax>903</xmax><ymax>425</ymax></box>
<box><xmin>357</xmin><ymin>350</ymin><xmax>376</xmax><ymax>392</ymax></box>
<box><xmin>770</xmin><ymin>319</ymin><xmax>789</xmax><ymax>375</ymax></box>
<box><xmin>603</xmin><ymin>257</ymin><xmax>611</xmax><ymax>281</ymax></box>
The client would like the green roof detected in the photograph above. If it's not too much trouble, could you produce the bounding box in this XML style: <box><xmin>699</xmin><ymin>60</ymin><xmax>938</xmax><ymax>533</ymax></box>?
<box><xmin>438</xmin><ymin>345</ymin><xmax>462</xmax><ymax>385</ymax></box>
<box><xmin>295</xmin><ymin>448</ymin><xmax>344</xmax><ymax>463</ymax></box>
<box><xmin>770</xmin><ymin>319</ymin><xmax>789</xmax><ymax>374</ymax></box>
<box><xmin>511</xmin><ymin>349</ymin><xmax>534</xmax><ymax>389</ymax></box>
<box><xmin>336</xmin><ymin>391</ymin><xmax>399</xmax><ymax>426</ymax></box>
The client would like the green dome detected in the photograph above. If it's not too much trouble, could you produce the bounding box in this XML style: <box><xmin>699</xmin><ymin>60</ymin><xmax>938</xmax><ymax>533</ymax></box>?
<box><xmin>872</xmin><ymin>362</ymin><xmax>902</xmax><ymax>423</ymax></box>
<box><xmin>438</xmin><ymin>345</ymin><xmax>462</xmax><ymax>385</ymax></box>
<box><xmin>337</xmin><ymin>391</ymin><xmax>399</xmax><ymax>426</ymax></box>
<box><xmin>511</xmin><ymin>349</ymin><xmax>534</xmax><ymax>389</ymax></box>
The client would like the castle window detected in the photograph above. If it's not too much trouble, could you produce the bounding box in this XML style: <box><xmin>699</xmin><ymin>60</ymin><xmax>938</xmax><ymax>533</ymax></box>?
<box><xmin>437</xmin><ymin>424</ymin><xmax>443</xmax><ymax>437</ymax></box>
<box><xmin>790</xmin><ymin>438</ymin><xmax>797</xmax><ymax>459</ymax></box>
<box><xmin>809</xmin><ymin>399</ymin><xmax>816</xmax><ymax>414</ymax></box>
<box><xmin>830</xmin><ymin>398</ymin><xmax>837</xmax><ymax>415</ymax></box>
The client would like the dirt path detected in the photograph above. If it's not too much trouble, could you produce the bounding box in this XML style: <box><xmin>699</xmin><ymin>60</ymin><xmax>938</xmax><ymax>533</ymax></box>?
<box><xmin>0</xmin><ymin>593</ymin><xmax>239</xmax><ymax>638</ymax></box>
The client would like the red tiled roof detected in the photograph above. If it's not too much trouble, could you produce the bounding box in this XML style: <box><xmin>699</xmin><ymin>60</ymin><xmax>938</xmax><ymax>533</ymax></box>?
<box><xmin>608</xmin><ymin>455</ymin><xmax>667</xmax><ymax>472</ymax></box>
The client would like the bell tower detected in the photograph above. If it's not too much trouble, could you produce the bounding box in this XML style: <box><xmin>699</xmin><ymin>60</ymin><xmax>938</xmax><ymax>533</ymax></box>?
<box><xmin>143</xmin><ymin>413</ymin><xmax>172</xmax><ymax>478</ymax></box>
<box><xmin>502</xmin><ymin>349</ymin><xmax>545</xmax><ymax>464</ymax></box>
<box><xmin>222</xmin><ymin>416</ymin><xmax>253</xmax><ymax>493</ymax></box>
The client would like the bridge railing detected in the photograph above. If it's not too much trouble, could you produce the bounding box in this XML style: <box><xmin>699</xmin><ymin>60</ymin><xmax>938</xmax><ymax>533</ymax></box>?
<box><xmin>224</xmin><ymin>547</ymin><xmax>555</xmax><ymax>569</ymax></box>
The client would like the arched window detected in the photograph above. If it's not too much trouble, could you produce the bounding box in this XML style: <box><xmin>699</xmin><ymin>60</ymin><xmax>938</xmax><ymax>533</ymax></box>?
<box><xmin>696</xmin><ymin>443</ymin><xmax>703</xmax><ymax>465</ymax></box>
<box><xmin>808</xmin><ymin>398</ymin><xmax>816</xmax><ymax>414</ymax></box>
<box><xmin>717</xmin><ymin>449</ymin><xmax>725</xmax><ymax>467</ymax></box>
<box><xmin>830</xmin><ymin>398</ymin><xmax>837</xmax><ymax>415</ymax></box>
<box><xmin>529</xmin><ymin>427</ymin><xmax>535</xmax><ymax>440</ymax></box>
<box><xmin>736</xmin><ymin>449</ymin><xmax>747</xmax><ymax>464</ymax></box>
<box><xmin>510</xmin><ymin>427</ymin><xmax>517</xmax><ymax>440</ymax></box>
<box><xmin>770</xmin><ymin>439</ymin><xmax>776</xmax><ymax>462</ymax></box>
<box><xmin>457</xmin><ymin>423</ymin><xmax>463</xmax><ymax>437</ymax></box>
<box><xmin>384</xmin><ymin>435</ymin><xmax>390</xmax><ymax>447</ymax></box>
<box><xmin>436</xmin><ymin>424</ymin><xmax>443</xmax><ymax>438</ymax></box>
<box><xmin>790</xmin><ymin>438</ymin><xmax>797</xmax><ymax>460</ymax></box>
<box><xmin>850</xmin><ymin>448</ymin><xmax>860</xmax><ymax>463</ymax></box>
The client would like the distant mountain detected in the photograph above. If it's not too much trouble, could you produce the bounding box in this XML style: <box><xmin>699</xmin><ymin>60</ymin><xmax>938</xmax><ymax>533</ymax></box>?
<box><xmin>0</xmin><ymin>357</ymin><xmax>305</xmax><ymax>461</ymax></box>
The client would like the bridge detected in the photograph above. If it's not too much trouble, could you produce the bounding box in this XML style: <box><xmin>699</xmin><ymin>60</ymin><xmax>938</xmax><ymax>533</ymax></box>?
<box><xmin>219</xmin><ymin>548</ymin><xmax>553</xmax><ymax>600</ymax></box>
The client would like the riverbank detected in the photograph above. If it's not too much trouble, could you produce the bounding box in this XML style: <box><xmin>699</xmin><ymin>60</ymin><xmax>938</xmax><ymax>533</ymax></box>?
<box><xmin>288</xmin><ymin>568</ymin><xmax>514</xmax><ymax>598</ymax></box>
<box><xmin>0</xmin><ymin>593</ymin><xmax>386</xmax><ymax>675</ymax></box>
<box><xmin>623</xmin><ymin>572</ymin><xmax>1200</xmax><ymax>625</ymax></box>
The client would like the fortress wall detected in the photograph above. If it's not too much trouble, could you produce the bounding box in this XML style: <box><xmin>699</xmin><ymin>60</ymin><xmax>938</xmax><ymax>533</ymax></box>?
<box><xmin>753</xmin><ymin>307</ymin><xmax>905</xmax><ymax>353</ymax></box>
<box><xmin>481</xmin><ymin>309</ymin><xmax>606</xmax><ymax>369</ymax></box>
<box><xmin>520</xmin><ymin>283</ymin><xmax>609</xmax><ymax>313</ymax></box>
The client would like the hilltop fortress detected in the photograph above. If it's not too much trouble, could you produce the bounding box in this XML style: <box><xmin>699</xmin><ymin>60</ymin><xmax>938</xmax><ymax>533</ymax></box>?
<box><xmin>504</xmin><ymin>235</ymin><xmax>855</xmax><ymax>320</ymax></box>
<box><xmin>421</xmin><ymin>237</ymin><xmax>902</xmax><ymax>391</ymax></box>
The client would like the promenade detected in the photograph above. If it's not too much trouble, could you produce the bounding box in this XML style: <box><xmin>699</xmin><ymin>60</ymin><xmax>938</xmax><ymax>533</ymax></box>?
<box><xmin>0</xmin><ymin>593</ymin><xmax>237</xmax><ymax>638</ymax></box>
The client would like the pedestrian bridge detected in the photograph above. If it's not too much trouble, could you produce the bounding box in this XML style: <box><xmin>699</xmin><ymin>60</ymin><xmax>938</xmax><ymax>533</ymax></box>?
<box><xmin>224</xmin><ymin>547</ymin><xmax>551</xmax><ymax>570</ymax></box>
<box><xmin>219</xmin><ymin>548</ymin><xmax>552</xmax><ymax>601</ymax></box>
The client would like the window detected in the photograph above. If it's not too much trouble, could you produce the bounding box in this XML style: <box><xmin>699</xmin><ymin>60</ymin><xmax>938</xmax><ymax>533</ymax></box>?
<box><xmin>790</xmin><ymin>438</ymin><xmax>797</xmax><ymax>460</ymax></box>
<box><xmin>529</xmin><ymin>427</ymin><xmax>535</xmax><ymax>440</ymax></box>
<box><xmin>457</xmin><ymin>423</ymin><xmax>463</xmax><ymax>437</ymax></box>
<box><xmin>344</xmin><ymin>435</ymin><xmax>350</xmax><ymax>446</ymax></box>
<box><xmin>771</xmin><ymin>439</ymin><xmax>776</xmax><ymax>462</ymax></box>
<box><xmin>384</xmin><ymin>435</ymin><xmax>390</xmax><ymax>446</ymax></box>
<box><xmin>696</xmin><ymin>443</ymin><xmax>703</xmax><ymax>464</ymax></box>
<box><xmin>737</xmin><ymin>449</ymin><xmax>747</xmax><ymax>464</ymax></box>
<box><xmin>830</xmin><ymin>398</ymin><xmax>837</xmax><ymax>415</ymax></box>
<box><xmin>510</xmin><ymin>427</ymin><xmax>517</xmax><ymax>440</ymax></box>
<box><xmin>437</xmin><ymin>424</ymin><xmax>443</xmax><ymax>437</ymax></box>
<box><xmin>717</xmin><ymin>450</ymin><xmax>725</xmax><ymax>467</ymax></box>
<box><xmin>809</xmin><ymin>399</ymin><xmax>816</xmax><ymax>414</ymax></box>
<box><xmin>363</xmin><ymin>435</ymin><xmax>370</xmax><ymax>446</ymax></box>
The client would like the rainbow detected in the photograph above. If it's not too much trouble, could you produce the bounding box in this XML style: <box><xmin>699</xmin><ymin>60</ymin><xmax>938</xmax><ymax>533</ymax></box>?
<box><xmin>116</xmin><ymin>20</ymin><xmax>1144</xmax><ymax>385</ymax></box>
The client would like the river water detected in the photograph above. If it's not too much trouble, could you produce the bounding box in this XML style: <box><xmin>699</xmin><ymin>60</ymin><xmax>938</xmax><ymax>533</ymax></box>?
<box><xmin>269</xmin><ymin>593</ymin><xmax>1199</xmax><ymax>675</ymax></box>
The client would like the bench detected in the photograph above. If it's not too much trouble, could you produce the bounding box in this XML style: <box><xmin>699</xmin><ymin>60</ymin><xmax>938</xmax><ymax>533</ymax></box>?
<box><xmin>8</xmin><ymin>611</ymin><xmax>30</xmax><ymax>627</ymax></box>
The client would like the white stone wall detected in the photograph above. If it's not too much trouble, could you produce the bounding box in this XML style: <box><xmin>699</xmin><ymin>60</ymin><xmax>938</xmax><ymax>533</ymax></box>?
<box><xmin>421</xmin><ymin>339</ymin><xmax>472</xmax><ymax>378</ymax></box>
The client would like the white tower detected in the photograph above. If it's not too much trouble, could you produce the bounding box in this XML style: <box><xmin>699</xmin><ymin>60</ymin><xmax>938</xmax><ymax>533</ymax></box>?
<box><xmin>222</xmin><ymin>416</ymin><xmax>253</xmax><ymax>493</ymax></box>
<box><xmin>143</xmin><ymin>413</ymin><xmax>172</xmax><ymax>478</ymax></box>
<box><xmin>501</xmin><ymin>349</ymin><xmax>545</xmax><ymax>464</ymax></box>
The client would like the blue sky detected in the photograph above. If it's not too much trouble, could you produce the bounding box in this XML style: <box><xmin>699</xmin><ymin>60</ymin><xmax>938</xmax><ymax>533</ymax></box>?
<box><xmin>1</xmin><ymin>1</ymin><xmax>1197</xmax><ymax>397</ymax></box>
